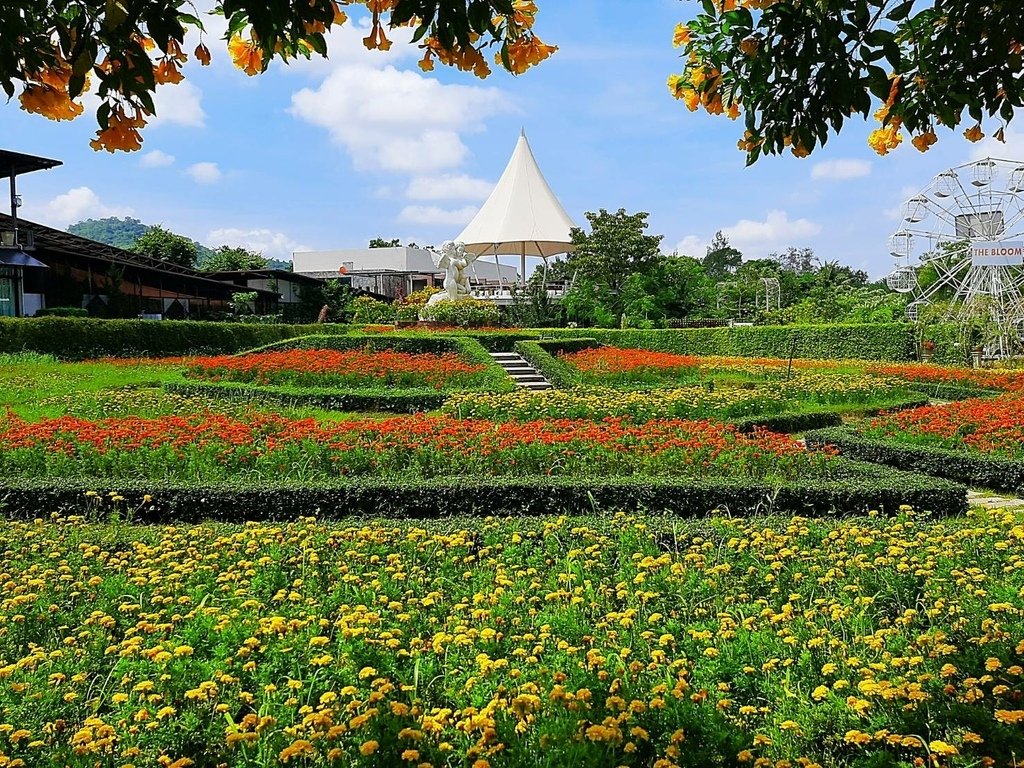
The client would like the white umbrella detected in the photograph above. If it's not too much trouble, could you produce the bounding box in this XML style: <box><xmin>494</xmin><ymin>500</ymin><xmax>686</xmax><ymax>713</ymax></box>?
<box><xmin>457</xmin><ymin>130</ymin><xmax>576</xmax><ymax>285</ymax></box>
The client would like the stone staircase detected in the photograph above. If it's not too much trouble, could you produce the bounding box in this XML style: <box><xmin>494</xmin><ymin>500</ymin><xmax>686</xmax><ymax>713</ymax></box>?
<box><xmin>489</xmin><ymin>352</ymin><xmax>552</xmax><ymax>390</ymax></box>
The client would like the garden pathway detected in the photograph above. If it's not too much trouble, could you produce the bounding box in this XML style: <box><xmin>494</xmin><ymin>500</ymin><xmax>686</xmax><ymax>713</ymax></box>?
<box><xmin>489</xmin><ymin>352</ymin><xmax>552</xmax><ymax>390</ymax></box>
<box><xmin>968</xmin><ymin>491</ymin><xmax>1024</xmax><ymax>511</ymax></box>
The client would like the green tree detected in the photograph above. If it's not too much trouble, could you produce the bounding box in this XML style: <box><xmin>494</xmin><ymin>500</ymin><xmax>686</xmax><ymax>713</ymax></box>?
<box><xmin>562</xmin><ymin>208</ymin><xmax>664</xmax><ymax>323</ymax></box>
<box><xmin>131</xmin><ymin>225</ymin><xmax>198</xmax><ymax>269</ymax></box>
<box><xmin>702</xmin><ymin>231</ymin><xmax>743</xmax><ymax>281</ymax></box>
<box><xmin>670</xmin><ymin>0</ymin><xmax>1023</xmax><ymax>162</ymax></box>
<box><xmin>369</xmin><ymin>238</ymin><xmax>402</xmax><ymax>249</ymax></box>
<box><xmin>4</xmin><ymin>1</ymin><xmax>555</xmax><ymax>151</ymax></box>
<box><xmin>67</xmin><ymin>216</ymin><xmax>150</xmax><ymax>248</ymax></box>
<box><xmin>199</xmin><ymin>245</ymin><xmax>269</xmax><ymax>272</ymax></box>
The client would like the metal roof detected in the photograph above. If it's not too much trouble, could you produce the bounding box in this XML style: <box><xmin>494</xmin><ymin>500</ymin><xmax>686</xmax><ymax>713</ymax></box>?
<box><xmin>0</xmin><ymin>213</ymin><xmax>278</xmax><ymax>297</ymax></box>
<box><xmin>0</xmin><ymin>149</ymin><xmax>63</xmax><ymax>180</ymax></box>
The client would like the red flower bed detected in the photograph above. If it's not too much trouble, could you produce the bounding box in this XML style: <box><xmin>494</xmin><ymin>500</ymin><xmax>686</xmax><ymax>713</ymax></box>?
<box><xmin>864</xmin><ymin>395</ymin><xmax>1024</xmax><ymax>458</ymax></box>
<box><xmin>184</xmin><ymin>349</ymin><xmax>487</xmax><ymax>389</ymax></box>
<box><xmin>0</xmin><ymin>412</ymin><xmax>836</xmax><ymax>483</ymax></box>
<box><xmin>866</xmin><ymin>363</ymin><xmax>1024</xmax><ymax>393</ymax></box>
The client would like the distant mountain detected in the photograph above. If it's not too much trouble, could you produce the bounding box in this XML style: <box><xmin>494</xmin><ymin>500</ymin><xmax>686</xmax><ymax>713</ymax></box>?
<box><xmin>66</xmin><ymin>217</ymin><xmax>291</xmax><ymax>271</ymax></box>
<box><xmin>68</xmin><ymin>217</ymin><xmax>150</xmax><ymax>249</ymax></box>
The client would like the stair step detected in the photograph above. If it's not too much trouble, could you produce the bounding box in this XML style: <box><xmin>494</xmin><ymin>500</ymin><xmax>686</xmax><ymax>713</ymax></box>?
<box><xmin>511</xmin><ymin>375</ymin><xmax>548</xmax><ymax>383</ymax></box>
<box><xmin>519</xmin><ymin>382</ymin><xmax>553</xmax><ymax>390</ymax></box>
<box><xmin>502</xmin><ymin>367</ymin><xmax>536</xmax><ymax>375</ymax></box>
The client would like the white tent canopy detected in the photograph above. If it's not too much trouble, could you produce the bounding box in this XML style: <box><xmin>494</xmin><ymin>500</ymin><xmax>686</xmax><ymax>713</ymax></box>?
<box><xmin>456</xmin><ymin>130</ymin><xmax>576</xmax><ymax>283</ymax></box>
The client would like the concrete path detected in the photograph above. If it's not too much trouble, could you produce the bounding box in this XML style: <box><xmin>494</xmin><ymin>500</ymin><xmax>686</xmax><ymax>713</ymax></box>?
<box><xmin>968</xmin><ymin>491</ymin><xmax>1024</xmax><ymax>511</ymax></box>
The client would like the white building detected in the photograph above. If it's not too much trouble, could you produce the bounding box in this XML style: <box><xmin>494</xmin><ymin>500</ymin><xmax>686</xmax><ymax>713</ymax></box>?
<box><xmin>293</xmin><ymin>245</ymin><xmax>519</xmax><ymax>299</ymax></box>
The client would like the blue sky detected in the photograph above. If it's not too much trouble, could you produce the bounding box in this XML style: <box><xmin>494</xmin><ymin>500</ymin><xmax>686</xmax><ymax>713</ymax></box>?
<box><xmin>4</xmin><ymin>0</ymin><xmax>1022</xmax><ymax>277</ymax></box>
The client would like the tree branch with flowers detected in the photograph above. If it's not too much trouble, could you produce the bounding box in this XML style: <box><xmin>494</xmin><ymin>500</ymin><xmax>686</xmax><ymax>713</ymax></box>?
<box><xmin>668</xmin><ymin>0</ymin><xmax>1024</xmax><ymax>163</ymax></box>
<box><xmin>2</xmin><ymin>0</ymin><xmax>555</xmax><ymax>152</ymax></box>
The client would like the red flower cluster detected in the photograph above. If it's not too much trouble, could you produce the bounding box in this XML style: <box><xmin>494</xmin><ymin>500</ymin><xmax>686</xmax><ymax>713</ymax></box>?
<box><xmin>185</xmin><ymin>349</ymin><xmax>487</xmax><ymax>389</ymax></box>
<box><xmin>866</xmin><ymin>395</ymin><xmax>1024</xmax><ymax>458</ymax></box>
<box><xmin>0</xmin><ymin>412</ymin><xmax>835</xmax><ymax>482</ymax></box>
<box><xmin>867</xmin><ymin>363</ymin><xmax>1024</xmax><ymax>393</ymax></box>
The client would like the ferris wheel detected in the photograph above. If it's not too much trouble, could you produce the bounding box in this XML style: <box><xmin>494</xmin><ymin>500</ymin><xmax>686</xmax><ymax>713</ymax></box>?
<box><xmin>885</xmin><ymin>157</ymin><xmax>1024</xmax><ymax>355</ymax></box>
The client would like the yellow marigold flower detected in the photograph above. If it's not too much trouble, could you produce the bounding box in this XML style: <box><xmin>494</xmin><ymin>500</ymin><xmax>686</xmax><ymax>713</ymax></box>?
<box><xmin>964</xmin><ymin>123</ymin><xmax>984</xmax><ymax>142</ymax></box>
<box><xmin>279</xmin><ymin>739</ymin><xmax>315</xmax><ymax>762</ymax></box>
<box><xmin>844</xmin><ymin>730</ymin><xmax>872</xmax><ymax>745</ymax></box>
<box><xmin>229</xmin><ymin>36</ymin><xmax>264</xmax><ymax>76</ymax></box>
<box><xmin>360</xmin><ymin>740</ymin><xmax>379</xmax><ymax>755</ymax></box>
<box><xmin>401</xmin><ymin>749</ymin><xmax>420</xmax><ymax>761</ymax></box>
<box><xmin>929</xmin><ymin>740</ymin><xmax>958</xmax><ymax>756</ymax></box>
<box><xmin>995</xmin><ymin>709</ymin><xmax>1024</xmax><ymax>725</ymax></box>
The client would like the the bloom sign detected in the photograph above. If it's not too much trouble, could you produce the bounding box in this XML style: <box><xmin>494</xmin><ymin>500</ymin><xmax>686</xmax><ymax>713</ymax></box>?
<box><xmin>970</xmin><ymin>241</ymin><xmax>1024</xmax><ymax>266</ymax></box>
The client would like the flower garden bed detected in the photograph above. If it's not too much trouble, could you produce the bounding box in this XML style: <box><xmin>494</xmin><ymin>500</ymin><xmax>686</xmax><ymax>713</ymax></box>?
<box><xmin>0</xmin><ymin>412</ymin><xmax>965</xmax><ymax>517</ymax></box>
<box><xmin>806</xmin><ymin>396</ymin><xmax>1024</xmax><ymax>493</ymax></box>
<box><xmin>0</xmin><ymin>510</ymin><xmax>1019</xmax><ymax>767</ymax></box>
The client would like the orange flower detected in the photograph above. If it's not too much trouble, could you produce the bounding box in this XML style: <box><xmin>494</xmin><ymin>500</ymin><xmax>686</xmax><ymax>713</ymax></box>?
<box><xmin>89</xmin><ymin>107</ymin><xmax>146</xmax><ymax>153</ymax></box>
<box><xmin>418</xmin><ymin>50</ymin><xmax>435</xmax><ymax>72</ymax></box>
<box><xmin>673</xmin><ymin>24</ymin><xmax>691</xmax><ymax>47</ymax></box>
<box><xmin>331</xmin><ymin>2</ymin><xmax>348</xmax><ymax>25</ymax></box>
<box><xmin>19</xmin><ymin>83</ymin><xmax>84</xmax><ymax>121</ymax></box>
<box><xmin>964</xmin><ymin>123</ymin><xmax>984</xmax><ymax>142</ymax></box>
<box><xmin>154</xmin><ymin>58</ymin><xmax>184</xmax><ymax>85</ymax></box>
<box><xmin>194</xmin><ymin>43</ymin><xmax>211</xmax><ymax>66</ymax></box>
<box><xmin>229</xmin><ymin>36</ymin><xmax>264</xmax><ymax>76</ymax></box>
<box><xmin>911</xmin><ymin>130</ymin><xmax>937</xmax><ymax>152</ymax></box>
<box><xmin>503</xmin><ymin>35</ymin><xmax>557</xmax><ymax>74</ymax></box>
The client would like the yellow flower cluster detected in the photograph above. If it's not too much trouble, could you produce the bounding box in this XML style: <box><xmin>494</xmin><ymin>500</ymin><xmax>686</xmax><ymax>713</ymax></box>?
<box><xmin>444</xmin><ymin>372</ymin><xmax>902</xmax><ymax>422</ymax></box>
<box><xmin>0</xmin><ymin>509</ymin><xmax>1021</xmax><ymax>765</ymax></box>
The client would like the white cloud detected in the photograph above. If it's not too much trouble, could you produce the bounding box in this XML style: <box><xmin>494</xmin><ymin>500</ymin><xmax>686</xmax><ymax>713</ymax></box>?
<box><xmin>673</xmin><ymin>235</ymin><xmax>705</xmax><ymax>257</ymax></box>
<box><xmin>405</xmin><ymin>174</ymin><xmax>493</xmax><ymax>202</ymax></box>
<box><xmin>290</xmin><ymin>64</ymin><xmax>511</xmax><ymax>173</ymax></box>
<box><xmin>721</xmin><ymin>210</ymin><xmax>821</xmax><ymax>257</ymax></box>
<box><xmin>398</xmin><ymin>204</ymin><xmax>479</xmax><ymax>227</ymax></box>
<box><xmin>884</xmin><ymin>185</ymin><xmax>920</xmax><ymax>221</ymax></box>
<box><xmin>810</xmin><ymin>158</ymin><xmax>871</xmax><ymax>181</ymax></box>
<box><xmin>207</xmin><ymin>227</ymin><xmax>310</xmax><ymax>261</ymax></box>
<box><xmin>970</xmin><ymin>126</ymin><xmax>1024</xmax><ymax>162</ymax></box>
<box><xmin>139</xmin><ymin>150</ymin><xmax>175</xmax><ymax>168</ymax></box>
<box><xmin>31</xmin><ymin>187</ymin><xmax>133</xmax><ymax>229</ymax></box>
<box><xmin>150</xmin><ymin>81</ymin><xmax>205</xmax><ymax>128</ymax></box>
<box><xmin>185</xmin><ymin>162</ymin><xmax>222</xmax><ymax>184</ymax></box>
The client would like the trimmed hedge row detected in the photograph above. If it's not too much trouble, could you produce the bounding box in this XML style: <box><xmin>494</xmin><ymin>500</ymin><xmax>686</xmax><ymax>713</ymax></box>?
<box><xmin>727</xmin><ymin>395</ymin><xmax>929</xmax><ymax>435</ymax></box>
<box><xmin>538</xmin><ymin>323</ymin><xmax>916</xmax><ymax>361</ymax></box>
<box><xmin>805</xmin><ymin>428</ymin><xmax>1024</xmax><ymax>494</ymax></box>
<box><xmin>513</xmin><ymin>339</ymin><xmax>599</xmax><ymax>389</ymax></box>
<box><xmin>165</xmin><ymin>381</ymin><xmax>448</xmax><ymax>413</ymax></box>
<box><xmin>904</xmin><ymin>382</ymin><xmax>1004</xmax><ymax>402</ymax></box>
<box><xmin>0</xmin><ymin>317</ymin><xmax>350</xmax><ymax>359</ymax></box>
<box><xmin>0</xmin><ymin>463</ymin><xmax>967</xmax><ymax>521</ymax></box>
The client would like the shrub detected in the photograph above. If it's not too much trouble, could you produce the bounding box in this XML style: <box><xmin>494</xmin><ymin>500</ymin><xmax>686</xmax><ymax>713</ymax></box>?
<box><xmin>0</xmin><ymin>463</ymin><xmax>967</xmax><ymax>520</ymax></box>
<box><xmin>34</xmin><ymin>306</ymin><xmax>89</xmax><ymax>318</ymax></box>
<box><xmin>536</xmin><ymin>323</ymin><xmax>916</xmax><ymax>361</ymax></box>
<box><xmin>806</xmin><ymin>428</ymin><xmax>1024</xmax><ymax>494</ymax></box>
<box><xmin>350</xmin><ymin>296</ymin><xmax>394</xmax><ymax>324</ymax></box>
<box><xmin>0</xmin><ymin>317</ymin><xmax>350</xmax><ymax>359</ymax></box>
<box><xmin>420</xmin><ymin>298</ymin><xmax>502</xmax><ymax>328</ymax></box>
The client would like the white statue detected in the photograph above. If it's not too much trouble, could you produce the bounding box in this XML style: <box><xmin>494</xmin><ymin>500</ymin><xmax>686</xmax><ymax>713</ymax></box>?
<box><xmin>426</xmin><ymin>241</ymin><xmax>474</xmax><ymax>306</ymax></box>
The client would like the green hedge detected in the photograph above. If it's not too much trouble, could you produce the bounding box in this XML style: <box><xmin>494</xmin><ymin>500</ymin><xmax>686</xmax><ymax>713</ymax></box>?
<box><xmin>805</xmin><ymin>428</ymin><xmax>1024</xmax><ymax>494</ymax></box>
<box><xmin>0</xmin><ymin>317</ymin><xmax>351</xmax><ymax>359</ymax></box>
<box><xmin>165</xmin><ymin>381</ymin><xmax>447</xmax><ymax>413</ymax></box>
<box><xmin>513</xmin><ymin>340</ymin><xmax>598</xmax><ymax>389</ymax></box>
<box><xmin>921</xmin><ymin>323</ymin><xmax>966</xmax><ymax>365</ymax></box>
<box><xmin>535</xmin><ymin>323</ymin><xmax>916</xmax><ymax>361</ymax></box>
<box><xmin>34</xmin><ymin>306</ymin><xmax>89</xmax><ymax>318</ymax></box>
<box><xmin>0</xmin><ymin>464</ymin><xmax>967</xmax><ymax>521</ymax></box>
<box><xmin>904</xmin><ymin>382</ymin><xmax>1003</xmax><ymax>401</ymax></box>
<box><xmin>728</xmin><ymin>395</ymin><xmax>930</xmax><ymax>435</ymax></box>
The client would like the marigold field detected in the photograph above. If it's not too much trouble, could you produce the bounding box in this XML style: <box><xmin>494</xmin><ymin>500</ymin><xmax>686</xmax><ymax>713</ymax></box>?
<box><xmin>1</xmin><ymin>511</ymin><xmax>1023</xmax><ymax>768</ymax></box>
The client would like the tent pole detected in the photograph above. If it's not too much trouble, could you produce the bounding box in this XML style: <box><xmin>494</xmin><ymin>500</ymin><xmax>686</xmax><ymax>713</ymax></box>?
<box><xmin>520</xmin><ymin>242</ymin><xmax>526</xmax><ymax>286</ymax></box>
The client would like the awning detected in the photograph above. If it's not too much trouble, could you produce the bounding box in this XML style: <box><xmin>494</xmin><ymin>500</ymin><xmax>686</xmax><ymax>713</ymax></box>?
<box><xmin>0</xmin><ymin>250</ymin><xmax>49</xmax><ymax>268</ymax></box>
